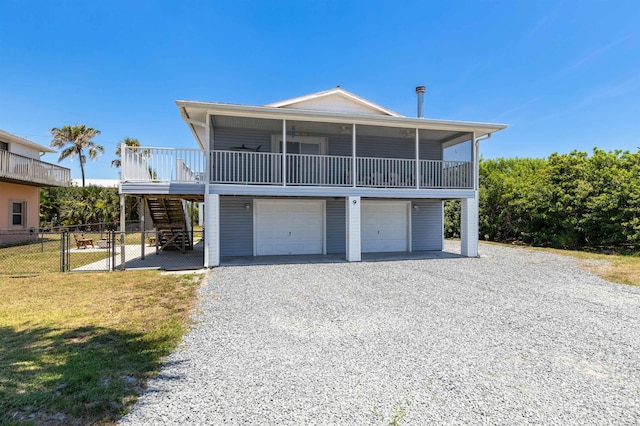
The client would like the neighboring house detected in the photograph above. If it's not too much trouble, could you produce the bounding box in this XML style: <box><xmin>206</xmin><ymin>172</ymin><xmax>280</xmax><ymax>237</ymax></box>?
<box><xmin>0</xmin><ymin>129</ymin><xmax>70</xmax><ymax>244</ymax></box>
<box><xmin>120</xmin><ymin>87</ymin><xmax>507</xmax><ymax>266</ymax></box>
<box><xmin>71</xmin><ymin>178</ymin><xmax>119</xmax><ymax>187</ymax></box>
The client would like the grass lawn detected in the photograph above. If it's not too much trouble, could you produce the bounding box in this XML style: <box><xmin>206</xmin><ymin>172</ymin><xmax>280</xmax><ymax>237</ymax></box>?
<box><xmin>0</xmin><ymin>235</ymin><xmax>109</xmax><ymax>276</ymax></box>
<box><xmin>528</xmin><ymin>245</ymin><xmax>640</xmax><ymax>287</ymax></box>
<box><xmin>0</xmin><ymin>270</ymin><xmax>202</xmax><ymax>425</ymax></box>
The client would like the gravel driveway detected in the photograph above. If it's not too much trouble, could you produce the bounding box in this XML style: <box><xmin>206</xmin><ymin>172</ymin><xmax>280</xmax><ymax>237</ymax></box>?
<box><xmin>121</xmin><ymin>243</ymin><xmax>640</xmax><ymax>425</ymax></box>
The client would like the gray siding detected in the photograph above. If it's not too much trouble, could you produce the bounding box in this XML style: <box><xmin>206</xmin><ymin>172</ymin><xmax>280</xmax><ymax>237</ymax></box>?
<box><xmin>212</xmin><ymin>127</ymin><xmax>442</xmax><ymax>160</ymax></box>
<box><xmin>213</xmin><ymin>128</ymin><xmax>272</xmax><ymax>152</ymax></box>
<box><xmin>411</xmin><ymin>199</ymin><xmax>443</xmax><ymax>251</ymax></box>
<box><xmin>357</xmin><ymin>136</ymin><xmax>441</xmax><ymax>160</ymax></box>
<box><xmin>326</xmin><ymin>198</ymin><xmax>345</xmax><ymax>254</ymax></box>
<box><xmin>219</xmin><ymin>196</ymin><xmax>254</xmax><ymax>256</ymax></box>
<box><xmin>219</xmin><ymin>196</ymin><xmax>345</xmax><ymax>256</ymax></box>
<box><xmin>218</xmin><ymin>196</ymin><xmax>442</xmax><ymax>257</ymax></box>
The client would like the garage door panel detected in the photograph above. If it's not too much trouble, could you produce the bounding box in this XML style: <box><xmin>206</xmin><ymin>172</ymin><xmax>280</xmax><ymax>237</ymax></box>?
<box><xmin>256</xmin><ymin>200</ymin><xmax>324</xmax><ymax>255</ymax></box>
<box><xmin>361</xmin><ymin>201</ymin><xmax>409</xmax><ymax>253</ymax></box>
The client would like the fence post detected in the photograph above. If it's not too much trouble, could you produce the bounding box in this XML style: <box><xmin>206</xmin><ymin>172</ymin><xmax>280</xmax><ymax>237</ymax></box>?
<box><xmin>120</xmin><ymin>231</ymin><xmax>126</xmax><ymax>270</ymax></box>
<box><xmin>60</xmin><ymin>231</ymin><xmax>66</xmax><ymax>272</ymax></box>
<box><xmin>111</xmin><ymin>231</ymin><xmax>117</xmax><ymax>271</ymax></box>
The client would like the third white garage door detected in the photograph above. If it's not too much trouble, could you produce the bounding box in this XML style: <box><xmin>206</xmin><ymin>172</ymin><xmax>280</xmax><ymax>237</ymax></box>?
<box><xmin>254</xmin><ymin>200</ymin><xmax>325</xmax><ymax>256</ymax></box>
<box><xmin>361</xmin><ymin>201</ymin><xmax>410</xmax><ymax>253</ymax></box>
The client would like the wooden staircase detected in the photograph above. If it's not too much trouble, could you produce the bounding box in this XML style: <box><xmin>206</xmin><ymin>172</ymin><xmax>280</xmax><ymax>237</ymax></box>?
<box><xmin>146</xmin><ymin>197</ymin><xmax>192</xmax><ymax>252</ymax></box>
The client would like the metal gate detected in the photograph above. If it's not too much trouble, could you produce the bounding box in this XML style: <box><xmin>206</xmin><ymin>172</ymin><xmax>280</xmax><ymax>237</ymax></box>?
<box><xmin>61</xmin><ymin>231</ymin><xmax>118</xmax><ymax>272</ymax></box>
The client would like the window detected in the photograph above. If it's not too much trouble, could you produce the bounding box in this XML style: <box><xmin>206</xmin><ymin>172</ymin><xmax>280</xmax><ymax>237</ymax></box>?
<box><xmin>0</xmin><ymin>141</ymin><xmax>8</xmax><ymax>151</ymax></box>
<box><xmin>11</xmin><ymin>202</ymin><xmax>26</xmax><ymax>227</ymax></box>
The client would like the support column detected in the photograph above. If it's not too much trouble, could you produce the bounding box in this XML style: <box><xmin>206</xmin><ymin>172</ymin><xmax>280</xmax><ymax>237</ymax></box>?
<box><xmin>282</xmin><ymin>119</ymin><xmax>287</xmax><ymax>186</ymax></box>
<box><xmin>203</xmin><ymin>113</ymin><xmax>215</xmax><ymax>267</ymax></box>
<box><xmin>352</xmin><ymin>124</ymin><xmax>356</xmax><ymax>187</ymax></box>
<box><xmin>460</xmin><ymin>196</ymin><xmax>479</xmax><ymax>257</ymax></box>
<box><xmin>345</xmin><ymin>196</ymin><xmax>361</xmax><ymax>262</ymax></box>
<box><xmin>204</xmin><ymin>193</ymin><xmax>220</xmax><ymax>267</ymax></box>
<box><xmin>415</xmin><ymin>128</ymin><xmax>420</xmax><ymax>189</ymax></box>
<box><xmin>140</xmin><ymin>196</ymin><xmax>145</xmax><ymax>260</ymax></box>
<box><xmin>120</xmin><ymin>194</ymin><xmax>126</xmax><ymax>270</ymax></box>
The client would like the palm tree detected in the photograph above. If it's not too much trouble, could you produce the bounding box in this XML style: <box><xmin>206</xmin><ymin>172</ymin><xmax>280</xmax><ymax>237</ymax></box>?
<box><xmin>50</xmin><ymin>125</ymin><xmax>104</xmax><ymax>187</ymax></box>
<box><xmin>111</xmin><ymin>137</ymin><xmax>141</xmax><ymax>168</ymax></box>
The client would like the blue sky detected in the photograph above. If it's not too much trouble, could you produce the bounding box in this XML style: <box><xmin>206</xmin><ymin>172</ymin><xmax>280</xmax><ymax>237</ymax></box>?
<box><xmin>1</xmin><ymin>0</ymin><xmax>639</xmax><ymax>180</ymax></box>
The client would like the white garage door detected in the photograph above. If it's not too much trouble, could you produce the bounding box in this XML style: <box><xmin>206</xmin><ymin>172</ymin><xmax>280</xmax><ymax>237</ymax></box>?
<box><xmin>255</xmin><ymin>200</ymin><xmax>324</xmax><ymax>255</ymax></box>
<box><xmin>361</xmin><ymin>201</ymin><xmax>410</xmax><ymax>253</ymax></box>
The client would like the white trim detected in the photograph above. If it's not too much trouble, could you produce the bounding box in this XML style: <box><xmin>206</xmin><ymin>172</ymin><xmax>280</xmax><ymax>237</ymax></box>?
<box><xmin>180</xmin><ymin>107</ymin><xmax>206</xmax><ymax>150</ymax></box>
<box><xmin>282</xmin><ymin>120</ymin><xmax>287</xmax><ymax>186</ymax></box>
<box><xmin>0</xmin><ymin>129</ymin><xmax>55</xmax><ymax>153</ymax></box>
<box><xmin>9</xmin><ymin>199</ymin><xmax>27</xmax><ymax>229</ymax></box>
<box><xmin>253</xmin><ymin>199</ymin><xmax>326</xmax><ymax>256</ymax></box>
<box><xmin>351</xmin><ymin>124</ymin><xmax>356</xmax><ymax>188</ymax></box>
<box><xmin>409</xmin><ymin>201</ymin><xmax>412</xmax><ymax>252</ymax></box>
<box><xmin>415</xmin><ymin>128</ymin><xmax>420</xmax><ymax>189</ymax></box>
<box><xmin>252</xmin><ymin>200</ymin><xmax>257</xmax><ymax>256</ymax></box>
<box><xmin>270</xmin><ymin>134</ymin><xmax>328</xmax><ymax>155</ymax></box>
<box><xmin>460</xmin><ymin>196</ymin><xmax>479</xmax><ymax>257</ymax></box>
<box><xmin>345</xmin><ymin>196</ymin><xmax>361</xmax><ymax>261</ymax></box>
<box><xmin>209</xmin><ymin>184</ymin><xmax>475</xmax><ymax>199</ymax></box>
<box><xmin>176</xmin><ymin>101</ymin><xmax>507</xmax><ymax>138</ymax></box>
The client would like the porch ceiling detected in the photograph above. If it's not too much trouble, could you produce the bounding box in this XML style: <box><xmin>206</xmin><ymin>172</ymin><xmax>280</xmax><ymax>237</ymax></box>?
<box><xmin>177</xmin><ymin>101</ymin><xmax>507</xmax><ymax>150</ymax></box>
<box><xmin>210</xmin><ymin>115</ymin><xmax>471</xmax><ymax>143</ymax></box>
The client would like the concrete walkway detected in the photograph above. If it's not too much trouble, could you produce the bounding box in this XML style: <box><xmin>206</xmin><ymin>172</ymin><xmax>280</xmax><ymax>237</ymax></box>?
<box><xmin>73</xmin><ymin>242</ymin><xmax>204</xmax><ymax>271</ymax></box>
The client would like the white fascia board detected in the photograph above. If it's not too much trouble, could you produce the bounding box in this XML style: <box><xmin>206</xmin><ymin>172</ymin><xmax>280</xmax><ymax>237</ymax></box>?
<box><xmin>120</xmin><ymin>182</ymin><xmax>206</xmax><ymax>196</ymax></box>
<box><xmin>178</xmin><ymin>105</ymin><xmax>206</xmax><ymax>151</ymax></box>
<box><xmin>209</xmin><ymin>184</ymin><xmax>475</xmax><ymax>199</ymax></box>
<box><xmin>176</xmin><ymin>101</ymin><xmax>507</xmax><ymax>137</ymax></box>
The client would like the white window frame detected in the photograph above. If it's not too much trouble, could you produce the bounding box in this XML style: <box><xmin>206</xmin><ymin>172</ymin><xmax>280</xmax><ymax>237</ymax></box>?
<box><xmin>10</xmin><ymin>200</ymin><xmax>27</xmax><ymax>228</ymax></box>
<box><xmin>270</xmin><ymin>135</ymin><xmax>328</xmax><ymax>155</ymax></box>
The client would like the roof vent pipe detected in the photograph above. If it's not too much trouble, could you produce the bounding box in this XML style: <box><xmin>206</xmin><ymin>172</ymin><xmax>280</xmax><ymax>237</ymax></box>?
<box><xmin>416</xmin><ymin>86</ymin><xmax>426</xmax><ymax>118</ymax></box>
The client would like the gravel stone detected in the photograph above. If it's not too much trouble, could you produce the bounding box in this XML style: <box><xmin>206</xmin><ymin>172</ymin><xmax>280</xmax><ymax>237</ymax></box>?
<box><xmin>120</xmin><ymin>242</ymin><xmax>640</xmax><ymax>425</ymax></box>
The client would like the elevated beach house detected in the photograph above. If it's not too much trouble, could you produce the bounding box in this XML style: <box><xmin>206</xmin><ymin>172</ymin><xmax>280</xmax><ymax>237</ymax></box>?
<box><xmin>120</xmin><ymin>87</ymin><xmax>507</xmax><ymax>266</ymax></box>
<box><xmin>0</xmin><ymin>129</ymin><xmax>70</xmax><ymax>244</ymax></box>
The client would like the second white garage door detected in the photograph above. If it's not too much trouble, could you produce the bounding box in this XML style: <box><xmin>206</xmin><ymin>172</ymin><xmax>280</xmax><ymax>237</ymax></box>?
<box><xmin>254</xmin><ymin>200</ymin><xmax>325</xmax><ymax>256</ymax></box>
<box><xmin>361</xmin><ymin>201</ymin><xmax>410</xmax><ymax>253</ymax></box>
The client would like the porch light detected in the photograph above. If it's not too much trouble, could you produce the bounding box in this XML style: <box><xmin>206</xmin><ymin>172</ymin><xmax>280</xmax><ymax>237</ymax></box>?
<box><xmin>412</xmin><ymin>204</ymin><xmax>419</xmax><ymax>211</ymax></box>
<box><xmin>244</xmin><ymin>203</ymin><xmax>251</xmax><ymax>210</ymax></box>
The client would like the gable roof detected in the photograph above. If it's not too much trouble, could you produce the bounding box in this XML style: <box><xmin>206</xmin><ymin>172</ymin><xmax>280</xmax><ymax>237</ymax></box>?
<box><xmin>266</xmin><ymin>87</ymin><xmax>404</xmax><ymax>117</ymax></box>
<box><xmin>0</xmin><ymin>129</ymin><xmax>55</xmax><ymax>153</ymax></box>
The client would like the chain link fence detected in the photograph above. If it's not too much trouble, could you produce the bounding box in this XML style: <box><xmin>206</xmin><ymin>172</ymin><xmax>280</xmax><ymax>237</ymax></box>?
<box><xmin>0</xmin><ymin>227</ymin><xmax>205</xmax><ymax>276</ymax></box>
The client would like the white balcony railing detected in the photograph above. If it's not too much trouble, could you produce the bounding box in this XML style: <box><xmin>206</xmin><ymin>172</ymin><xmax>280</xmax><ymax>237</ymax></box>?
<box><xmin>288</xmin><ymin>153</ymin><xmax>352</xmax><ymax>186</ymax></box>
<box><xmin>122</xmin><ymin>147</ymin><xmax>206</xmax><ymax>182</ymax></box>
<box><xmin>213</xmin><ymin>150</ymin><xmax>282</xmax><ymax>184</ymax></box>
<box><xmin>356</xmin><ymin>156</ymin><xmax>416</xmax><ymax>188</ymax></box>
<box><xmin>0</xmin><ymin>150</ymin><xmax>70</xmax><ymax>186</ymax></box>
<box><xmin>420</xmin><ymin>160</ymin><xmax>473</xmax><ymax>189</ymax></box>
<box><xmin>121</xmin><ymin>147</ymin><xmax>473</xmax><ymax>189</ymax></box>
